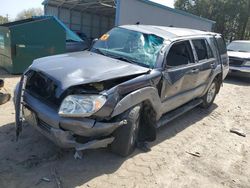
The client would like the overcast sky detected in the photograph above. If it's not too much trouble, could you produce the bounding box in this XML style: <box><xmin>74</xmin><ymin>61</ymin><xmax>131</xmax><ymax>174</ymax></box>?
<box><xmin>152</xmin><ymin>0</ymin><xmax>174</xmax><ymax>8</ymax></box>
<box><xmin>0</xmin><ymin>0</ymin><xmax>174</xmax><ymax>20</ymax></box>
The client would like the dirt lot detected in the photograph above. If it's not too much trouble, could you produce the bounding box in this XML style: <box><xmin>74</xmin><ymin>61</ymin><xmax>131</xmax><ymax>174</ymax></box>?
<box><xmin>0</xmin><ymin>68</ymin><xmax>250</xmax><ymax>188</ymax></box>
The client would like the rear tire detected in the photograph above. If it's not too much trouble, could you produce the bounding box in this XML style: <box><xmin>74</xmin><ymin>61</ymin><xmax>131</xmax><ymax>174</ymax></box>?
<box><xmin>200</xmin><ymin>79</ymin><xmax>219</xmax><ymax>108</ymax></box>
<box><xmin>110</xmin><ymin>105</ymin><xmax>141</xmax><ymax>157</ymax></box>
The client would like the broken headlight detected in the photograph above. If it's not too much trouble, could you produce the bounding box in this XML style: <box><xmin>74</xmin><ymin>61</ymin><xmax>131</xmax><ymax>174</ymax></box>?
<box><xmin>58</xmin><ymin>95</ymin><xmax>106</xmax><ymax>117</ymax></box>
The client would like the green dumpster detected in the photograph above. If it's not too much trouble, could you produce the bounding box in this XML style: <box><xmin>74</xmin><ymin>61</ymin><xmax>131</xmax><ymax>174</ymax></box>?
<box><xmin>0</xmin><ymin>16</ymin><xmax>82</xmax><ymax>74</ymax></box>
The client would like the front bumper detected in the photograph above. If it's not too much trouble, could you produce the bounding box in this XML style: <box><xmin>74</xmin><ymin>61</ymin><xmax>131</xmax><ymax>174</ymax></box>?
<box><xmin>228</xmin><ymin>66</ymin><xmax>250</xmax><ymax>78</ymax></box>
<box><xmin>22</xmin><ymin>92</ymin><xmax>126</xmax><ymax>150</ymax></box>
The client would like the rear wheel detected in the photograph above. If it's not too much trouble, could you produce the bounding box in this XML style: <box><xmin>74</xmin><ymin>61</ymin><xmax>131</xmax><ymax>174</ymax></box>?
<box><xmin>110</xmin><ymin>105</ymin><xmax>141</xmax><ymax>157</ymax></box>
<box><xmin>200</xmin><ymin>79</ymin><xmax>219</xmax><ymax>108</ymax></box>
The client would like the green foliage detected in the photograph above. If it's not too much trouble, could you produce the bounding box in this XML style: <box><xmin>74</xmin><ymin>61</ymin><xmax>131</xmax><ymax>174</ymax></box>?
<box><xmin>174</xmin><ymin>0</ymin><xmax>250</xmax><ymax>40</ymax></box>
<box><xmin>0</xmin><ymin>15</ymin><xmax>8</xmax><ymax>24</ymax></box>
<box><xmin>15</xmin><ymin>8</ymin><xmax>43</xmax><ymax>21</ymax></box>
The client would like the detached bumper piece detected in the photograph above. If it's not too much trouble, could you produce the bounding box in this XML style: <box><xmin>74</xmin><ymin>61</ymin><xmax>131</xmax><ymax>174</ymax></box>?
<box><xmin>0</xmin><ymin>93</ymin><xmax>11</xmax><ymax>105</ymax></box>
<box><xmin>0</xmin><ymin>79</ymin><xmax>11</xmax><ymax>105</ymax></box>
<box><xmin>23</xmin><ymin>105</ymin><xmax>126</xmax><ymax>151</ymax></box>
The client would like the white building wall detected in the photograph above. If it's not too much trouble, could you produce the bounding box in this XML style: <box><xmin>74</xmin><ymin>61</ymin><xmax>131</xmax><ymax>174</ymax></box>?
<box><xmin>117</xmin><ymin>0</ymin><xmax>214</xmax><ymax>31</ymax></box>
<box><xmin>44</xmin><ymin>0</ymin><xmax>214</xmax><ymax>39</ymax></box>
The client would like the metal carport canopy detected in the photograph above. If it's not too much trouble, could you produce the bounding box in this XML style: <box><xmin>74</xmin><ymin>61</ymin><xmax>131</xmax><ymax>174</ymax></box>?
<box><xmin>43</xmin><ymin>0</ymin><xmax>215</xmax><ymax>38</ymax></box>
<box><xmin>43</xmin><ymin>0</ymin><xmax>116</xmax><ymax>16</ymax></box>
<box><xmin>43</xmin><ymin>0</ymin><xmax>117</xmax><ymax>38</ymax></box>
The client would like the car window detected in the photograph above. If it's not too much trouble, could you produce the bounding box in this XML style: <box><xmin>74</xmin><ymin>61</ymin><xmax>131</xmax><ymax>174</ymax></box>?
<box><xmin>227</xmin><ymin>41</ymin><xmax>250</xmax><ymax>53</ymax></box>
<box><xmin>192</xmin><ymin>39</ymin><xmax>212</xmax><ymax>61</ymax></box>
<box><xmin>166</xmin><ymin>41</ymin><xmax>194</xmax><ymax>67</ymax></box>
<box><xmin>205</xmin><ymin>40</ymin><xmax>214</xmax><ymax>58</ymax></box>
<box><xmin>216</xmin><ymin>37</ymin><xmax>227</xmax><ymax>54</ymax></box>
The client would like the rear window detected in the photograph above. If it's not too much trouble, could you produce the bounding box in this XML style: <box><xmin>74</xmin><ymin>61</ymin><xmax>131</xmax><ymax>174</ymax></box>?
<box><xmin>192</xmin><ymin>39</ymin><xmax>213</xmax><ymax>61</ymax></box>
<box><xmin>216</xmin><ymin>37</ymin><xmax>227</xmax><ymax>55</ymax></box>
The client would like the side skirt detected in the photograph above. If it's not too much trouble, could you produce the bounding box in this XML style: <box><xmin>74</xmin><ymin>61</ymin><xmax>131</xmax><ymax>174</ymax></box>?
<box><xmin>156</xmin><ymin>99</ymin><xmax>203</xmax><ymax>128</ymax></box>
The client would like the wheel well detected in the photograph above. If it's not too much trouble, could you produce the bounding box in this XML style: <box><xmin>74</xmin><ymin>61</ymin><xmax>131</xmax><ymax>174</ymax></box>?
<box><xmin>138</xmin><ymin>100</ymin><xmax>157</xmax><ymax>142</ymax></box>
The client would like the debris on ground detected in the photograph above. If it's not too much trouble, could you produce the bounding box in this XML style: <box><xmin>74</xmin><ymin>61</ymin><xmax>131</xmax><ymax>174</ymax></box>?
<box><xmin>0</xmin><ymin>79</ymin><xmax>11</xmax><ymax>105</ymax></box>
<box><xmin>74</xmin><ymin>151</ymin><xmax>83</xmax><ymax>160</ymax></box>
<box><xmin>230</xmin><ymin>128</ymin><xmax>246</xmax><ymax>137</ymax></box>
<box><xmin>0</xmin><ymin>93</ymin><xmax>11</xmax><ymax>105</ymax></box>
<box><xmin>35</xmin><ymin>177</ymin><xmax>51</xmax><ymax>185</ymax></box>
<box><xmin>51</xmin><ymin>168</ymin><xmax>62</xmax><ymax>188</ymax></box>
<box><xmin>41</xmin><ymin>177</ymin><xmax>51</xmax><ymax>182</ymax></box>
<box><xmin>186</xmin><ymin>151</ymin><xmax>201</xmax><ymax>158</ymax></box>
<box><xmin>136</xmin><ymin>142</ymin><xmax>151</xmax><ymax>152</ymax></box>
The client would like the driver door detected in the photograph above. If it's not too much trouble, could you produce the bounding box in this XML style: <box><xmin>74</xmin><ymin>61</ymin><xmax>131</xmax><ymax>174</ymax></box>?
<box><xmin>161</xmin><ymin>40</ymin><xmax>199</xmax><ymax>114</ymax></box>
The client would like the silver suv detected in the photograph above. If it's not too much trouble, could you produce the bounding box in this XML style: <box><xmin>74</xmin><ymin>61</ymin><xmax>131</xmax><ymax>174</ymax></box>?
<box><xmin>15</xmin><ymin>25</ymin><xmax>229</xmax><ymax>156</ymax></box>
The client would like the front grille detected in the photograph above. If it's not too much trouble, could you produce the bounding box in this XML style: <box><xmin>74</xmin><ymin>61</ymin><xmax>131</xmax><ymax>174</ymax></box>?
<box><xmin>229</xmin><ymin>57</ymin><xmax>244</xmax><ymax>66</ymax></box>
<box><xmin>25</xmin><ymin>70</ymin><xmax>60</xmax><ymax>108</ymax></box>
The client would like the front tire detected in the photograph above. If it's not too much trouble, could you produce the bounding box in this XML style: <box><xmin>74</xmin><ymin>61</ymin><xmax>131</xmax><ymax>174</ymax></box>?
<box><xmin>110</xmin><ymin>105</ymin><xmax>141</xmax><ymax>157</ymax></box>
<box><xmin>200</xmin><ymin>79</ymin><xmax>219</xmax><ymax>108</ymax></box>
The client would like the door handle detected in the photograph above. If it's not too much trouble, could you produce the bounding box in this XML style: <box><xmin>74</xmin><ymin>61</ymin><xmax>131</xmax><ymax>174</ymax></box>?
<box><xmin>188</xmin><ymin>68</ymin><xmax>199</xmax><ymax>74</ymax></box>
<box><xmin>210</xmin><ymin>62</ymin><xmax>216</xmax><ymax>68</ymax></box>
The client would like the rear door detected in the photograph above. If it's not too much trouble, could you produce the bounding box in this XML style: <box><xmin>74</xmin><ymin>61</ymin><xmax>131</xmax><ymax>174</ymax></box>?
<box><xmin>161</xmin><ymin>40</ymin><xmax>200</xmax><ymax>113</ymax></box>
<box><xmin>214</xmin><ymin>36</ymin><xmax>229</xmax><ymax>79</ymax></box>
<box><xmin>191</xmin><ymin>38</ymin><xmax>216</xmax><ymax>96</ymax></box>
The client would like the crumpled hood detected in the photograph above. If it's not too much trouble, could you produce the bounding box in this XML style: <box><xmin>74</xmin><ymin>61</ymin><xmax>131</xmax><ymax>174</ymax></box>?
<box><xmin>30</xmin><ymin>51</ymin><xmax>149</xmax><ymax>91</ymax></box>
<box><xmin>228</xmin><ymin>51</ymin><xmax>250</xmax><ymax>59</ymax></box>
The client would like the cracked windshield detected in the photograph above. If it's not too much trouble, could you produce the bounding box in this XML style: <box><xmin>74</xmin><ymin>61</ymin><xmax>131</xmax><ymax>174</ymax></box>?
<box><xmin>92</xmin><ymin>27</ymin><xmax>164</xmax><ymax>68</ymax></box>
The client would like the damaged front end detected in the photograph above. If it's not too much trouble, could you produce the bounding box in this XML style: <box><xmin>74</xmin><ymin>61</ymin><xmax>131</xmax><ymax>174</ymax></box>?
<box><xmin>22</xmin><ymin>101</ymin><xmax>127</xmax><ymax>151</ymax></box>
<box><xmin>14</xmin><ymin>69</ymin><xmax>145</xmax><ymax>152</ymax></box>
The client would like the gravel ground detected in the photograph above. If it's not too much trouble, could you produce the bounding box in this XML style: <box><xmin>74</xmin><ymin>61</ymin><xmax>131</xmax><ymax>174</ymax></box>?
<box><xmin>0</xmin><ymin>68</ymin><xmax>250</xmax><ymax>188</ymax></box>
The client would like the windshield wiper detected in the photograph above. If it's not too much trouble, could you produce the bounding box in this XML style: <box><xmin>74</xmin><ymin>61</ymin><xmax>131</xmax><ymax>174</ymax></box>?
<box><xmin>92</xmin><ymin>48</ymin><xmax>136</xmax><ymax>64</ymax></box>
<box><xmin>228</xmin><ymin>49</ymin><xmax>250</xmax><ymax>53</ymax></box>
<box><xmin>92</xmin><ymin>48</ymin><xmax>107</xmax><ymax>56</ymax></box>
<box><xmin>238</xmin><ymin>50</ymin><xmax>249</xmax><ymax>53</ymax></box>
<box><xmin>92</xmin><ymin>48</ymin><xmax>150</xmax><ymax>68</ymax></box>
<box><xmin>119</xmin><ymin>56</ymin><xmax>152</xmax><ymax>68</ymax></box>
<box><xmin>112</xmin><ymin>55</ymin><xmax>138</xmax><ymax>64</ymax></box>
<box><xmin>92</xmin><ymin>49</ymin><xmax>135</xmax><ymax>64</ymax></box>
<box><xmin>108</xmin><ymin>54</ymin><xmax>149</xmax><ymax>67</ymax></box>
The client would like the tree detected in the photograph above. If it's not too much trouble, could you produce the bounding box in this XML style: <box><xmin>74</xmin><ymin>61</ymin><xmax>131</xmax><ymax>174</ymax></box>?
<box><xmin>245</xmin><ymin>18</ymin><xmax>250</xmax><ymax>39</ymax></box>
<box><xmin>15</xmin><ymin>8</ymin><xmax>43</xmax><ymax>21</ymax></box>
<box><xmin>0</xmin><ymin>15</ymin><xmax>8</xmax><ymax>24</ymax></box>
<box><xmin>174</xmin><ymin>0</ymin><xmax>250</xmax><ymax>40</ymax></box>
<box><xmin>238</xmin><ymin>0</ymin><xmax>250</xmax><ymax>39</ymax></box>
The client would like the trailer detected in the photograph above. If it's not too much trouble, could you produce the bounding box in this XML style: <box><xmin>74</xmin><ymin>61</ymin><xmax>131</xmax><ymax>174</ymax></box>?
<box><xmin>43</xmin><ymin>0</ymin><xmax>215</xmax><ymax>40</ymax></box>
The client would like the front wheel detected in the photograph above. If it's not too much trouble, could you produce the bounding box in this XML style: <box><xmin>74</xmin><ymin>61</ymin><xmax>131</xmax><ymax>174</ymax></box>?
<box><xmin>200</xmin><ymin>80</ymin><xmax>219</xmax><ymax>108</ymax></box>
<box><xmin>110</xmin><ymin>105</ymin><xmax>141</xmax><ymax>157</ymax></box>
